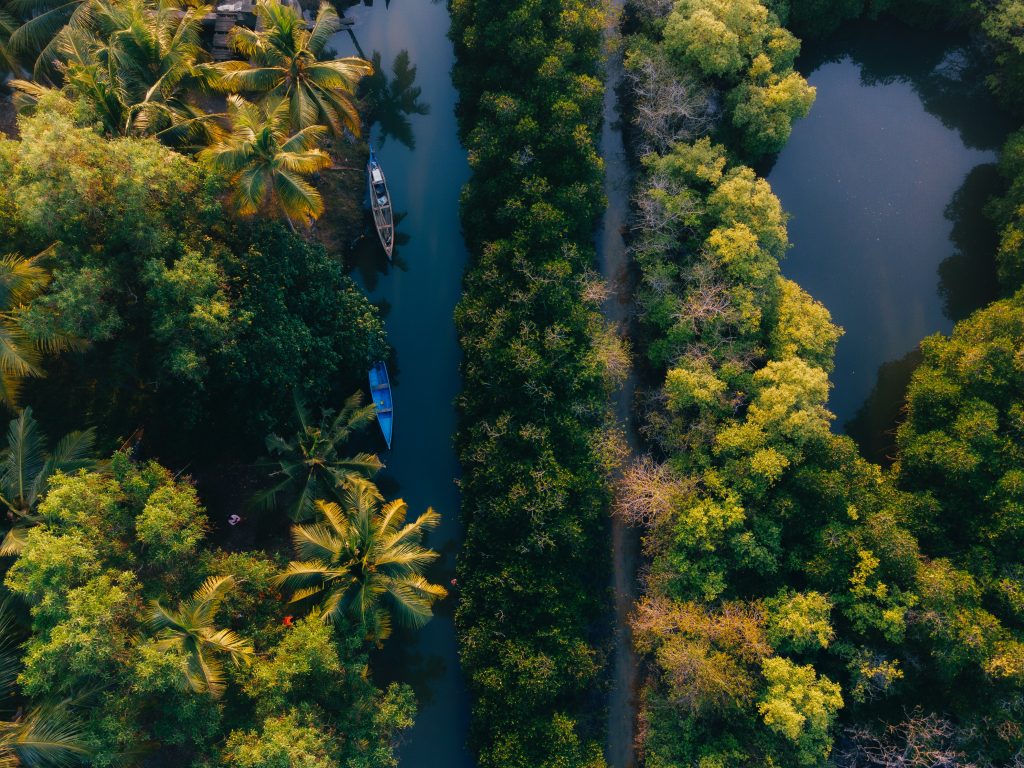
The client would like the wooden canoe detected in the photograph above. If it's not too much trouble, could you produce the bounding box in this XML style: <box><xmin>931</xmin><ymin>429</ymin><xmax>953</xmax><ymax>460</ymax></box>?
<box><xmin>367</xmin><ymin>147</ymin><xmax>394</xmax><ymax>259</ymax></box>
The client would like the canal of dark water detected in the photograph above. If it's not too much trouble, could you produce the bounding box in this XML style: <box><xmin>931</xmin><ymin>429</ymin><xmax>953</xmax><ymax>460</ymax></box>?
<box><xmin>331</xmin><ymin>3</ymin><xmax>475</xmax><ymax>766</ymax></box>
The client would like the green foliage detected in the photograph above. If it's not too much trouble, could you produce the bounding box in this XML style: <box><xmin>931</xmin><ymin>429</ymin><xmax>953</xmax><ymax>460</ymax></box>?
<box><xmin>222</xmin><ymin>710</ymin><xmax>339</xmax><ymax>768</ymax></box>
<box><xmin>135</xmin><ymin>483</ymin><xmax>207</xmax><ymax>566</ymax></box>
<box><xmin>659</xmin><ymin>0</ymin><xmax>814</xmax><ymax>158</ymax></box>
<box><xmin>895</xmin><ymin>291</ymin><xmax>1024</xmax><ymax>554</ymax></box>
<box><xmin>757</xmin><ymin>657</ymin><xmax>843</xmax><ymax>765</ymax></box>
<box><xmin>276</xmin><ymin>480</ymin><xmax>447</xmax><ymax>642</ymax></box>
<box><xmin>623</xmin><ymin>6</ymin><xmax>1024</xmax><ymax>763</ymax></box>
<box><xmin>214</xmin><ymin>0</ymin><xmax>372</xmax><ymax>138</ymax></box>
<box><xmin>727</xmin><ymin>65</ymin><xmax>815</xmax><ymax>157</ymax></box>
<box><xmin>763</xmin><ymin>590</ymin><xmax>834</xmax><ymax>654</ymax></box>
<box><xmin>449</xmin><ymin>0</ymin><xmax>610</xmax><ymax>764</ymax></box>
<box><xmin>2</xmin><ymin>458</ymin><xmax>416</xmax><ymax>766</ymax></box>
<box><xmin>0</xmin><ymin>103</ymin><xmax>385</xmax><ymax>460</ymax></box>
<box><xmin>664</xmin><ymin>0</ymin><xmax>784</xmax><ymax>79</ymax></box>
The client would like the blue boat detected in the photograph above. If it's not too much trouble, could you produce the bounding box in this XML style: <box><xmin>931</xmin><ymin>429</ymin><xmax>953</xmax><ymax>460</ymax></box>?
<box><xmin>368</xmin><ymin>361</ymin><xmax>393</xmax><ymax>449</ymax></box>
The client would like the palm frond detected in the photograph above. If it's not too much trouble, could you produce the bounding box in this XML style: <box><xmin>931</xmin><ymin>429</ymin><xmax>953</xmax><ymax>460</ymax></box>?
<box><xmin>200</xmin><ymin>628</ymin><xmax>253</xmax><ymax>665</ymax></box>
<box><xmin>148</xmin><ymin>601</ymin><xmax>190</xmax><ymax>635</ymax></box>
<box><xmin>289</xmin><ymin>521</ymin><xmax>340</xmax><ymax>563</ymax></box>
<box><xmin>7</xmin><ymin>706</ymin><xmax>88</xmax><ymax>768</ymax></box>
<box><xmin>184</xmin><ymin>646</ymin><xmax>225</xmax><ymax>697</ymax></box>
<box><xmin>0</xmin><ymin>526</ymin><xmax>30</xmax><ymax>557</ymax></box>
<box><xmin>305</xmin><ymin>2</ymin><xmax>340</xmax><ymax>55</ymax></box>
<box><xmin>3</xmin><ymin>407</ymin><xmax>45</xmax><ymax>508</ymax></box>
<box><xmin>280</xmin><ymin>481</ymin><xmax>447</xmax><ymax>642</ymax></box>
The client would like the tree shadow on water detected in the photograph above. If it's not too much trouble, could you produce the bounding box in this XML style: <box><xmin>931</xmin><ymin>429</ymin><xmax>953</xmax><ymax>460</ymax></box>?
<box><xmin>350</xmin><ymin>209</ymin><xmax>412</xmax><ymax>290</ymax></box>
<box><xmin>361</xmin><ymin>50</ymin><xmax>430</xmax><ymax>150</ymax></box>
<box><xmin>371</xmin><ymin>631</ymin><xmax>447</xmax><ymax>701</ymax></box>
<box><xmin>845</xmin><ymin>347</ymin><xmax>924</xmax><ymax>466</ymax></box>
<box><xmin>799</xmin><ymin>19</ymin><xmax>1014</xmax><ymax>151</ymax></box>
<box><xmin>937</xmin><ymin>163</ymin><xmax>1004</xmax><ymax>323</ymax></box>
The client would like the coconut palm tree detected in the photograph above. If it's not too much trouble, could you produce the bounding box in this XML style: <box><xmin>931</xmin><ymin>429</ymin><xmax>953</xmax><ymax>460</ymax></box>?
<box><xmin>10</xmin><ymin>0</ymin><xmax>217</xmax><ymax>145</ymax></box>
<box><xmin>0</xmin><ymin>407</ymin><xmax>96</xmax><ymax>557</ymax></box>
<box><xmin>255</xmin><ymin>391</ymin><xmax>383</xmax><ymax>522</ymax></box>
<box><xmin>148</xmin><ymin>575</ymin><xmax>254</xmax><ymax>698</ymax></box>
<box><xmin>0</xmin><ymin>600</ymin><xmax>88</xmax><ymax>767</ymax></box>
<box><xmin>276</xmin><ymin>479</ymin><xmax>447</xmax><ymax>643</ymax></box>
<box><xmin>213</xmin><ymin>0</ymin><xmax>372</xmax><ymax>137</ymax></box>
<box><xmin>0</xmin><ymin>251</ymin><xmax>78</xmax><ymax>407</ymax></box>
<box><xmin>4</xmin><ymin>0</ymin><xmax>88</xmax><ymax>78</ymax></box>
<box><xmin>199</xmin><ymin>94</ymin><xmax>331</xmax><ymax>225</ymax></box>
<box><xmin>0</xmin><ymin>4</ymin><xmax>20</xmax><ymax>76</ymax></box>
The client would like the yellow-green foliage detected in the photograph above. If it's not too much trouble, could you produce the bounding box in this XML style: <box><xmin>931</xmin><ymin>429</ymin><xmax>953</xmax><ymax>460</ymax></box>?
<box><xmin>660</xmin><ymin>0</ymin><xmax>815</xmax><ymax>157</ymax></box>
<box><xmin>625</xmin><ymin>3</ymin><xmax>1024</xmax><ymax>765</ymax></box>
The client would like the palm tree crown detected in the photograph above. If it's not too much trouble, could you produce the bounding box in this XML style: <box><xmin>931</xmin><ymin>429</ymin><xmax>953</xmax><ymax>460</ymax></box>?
<box><xmin>256</xmin><ymin>391</ymin><xmax>383</xmax><ymax>522</ymax></box>
<box><xmin>148</xmin><ymin>575</ymin><xmax>254</xmax><ymax>698</ymax></box>
<box><xmin>0</xmin><ymin>407</ymin><xmax>95</xmax><ymax>556</ymax></box>
<box><xmin>10</xmin><ymin>0</ymin><xmax>216</xmax><ymax>144</ymax></box>
<box><xmin>213</xmin><ymin>0</ymin><xmax>372</xmax><ymax>137</ymax></box>
<box><xmin>199</xmin><ymin>94</ymin><xmax>331</xmax><ymax>224</ymax></box>
<box><xmin>0</xmin><ymin>251</ymin><xmax>77</xmax><ymax>406</ymax></box>
<box><xmin>276</xmin><ymin>479</ymin><xmax>447</xmax><ymax>642</ymax></box>
<box><xmin>4</xmin><ymin>0</ymin><xmax>88</xmax><ymax>78</ymax></box>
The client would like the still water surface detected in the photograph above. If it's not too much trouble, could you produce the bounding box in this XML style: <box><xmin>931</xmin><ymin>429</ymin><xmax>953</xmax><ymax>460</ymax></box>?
<box><xmin>332</xmin><ymin>3</ymin><xmax>475</xmax><ymax>766</ymax></box>
<box><xmin>768</xmin><ymin>21</ymin><xmax>1013</xmax><ymax>462</ymax></box>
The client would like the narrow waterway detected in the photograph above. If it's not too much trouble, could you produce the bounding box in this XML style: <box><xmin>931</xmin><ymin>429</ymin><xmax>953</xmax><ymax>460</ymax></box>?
<box><xmin>332</xmin><ymin>4</ymin><xmax>474</xmax><ymax>767</ymax></box>
<box><xmin>767</xmin><ymin>20</ymin><xmax>1013</xmax><ymax>462</ymax></box>
<box><xmin>599</xmin><ymin>5</ymin><xmax>640</xmax><ymax>766</ymax></box>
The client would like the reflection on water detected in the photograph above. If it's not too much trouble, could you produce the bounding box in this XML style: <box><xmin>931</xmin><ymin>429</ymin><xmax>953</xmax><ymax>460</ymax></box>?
<box><xmin>362</xmin><ymin>50</ymin><xmax>431</xmax><ymax>150</ymax></box>
<box><xmin>799</xmin><ymin>20</ymin><xmax>1013</xmax><ymax>152</ymax></box>
<box><xmin>330</xmin><ymin>2</ymin><xmax>475</xmax><ymax>767</ymax></box>
<box><xmin>351</xmin><ymin>208</ymin><xmax>412</xmax><ymax>292</ymax></box>
<box><xmin>768</xmin><ymin>20</ymin><xmax>1010</xmax><ymax>460</ymax></box>
<box><xmin>938</xmin><ymin>164</ymin><xmax>1002</xmax><ymax>323</ymax></box>
<box><xmin>844</xmin><ymin>348</ymin><xmax>922</xmax><ymax>465</ymax></box>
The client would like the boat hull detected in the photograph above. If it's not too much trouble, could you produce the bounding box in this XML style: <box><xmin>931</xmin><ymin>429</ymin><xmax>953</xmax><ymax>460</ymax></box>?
<box><xmin>367</xmin><ymin>149</ymin><xmax>395</xmax><ymax>259</ymax></box>
<box><xmin>368</xmin><ymin>361</ymin><xmax>393</xmax><ymax>449</ymax></box>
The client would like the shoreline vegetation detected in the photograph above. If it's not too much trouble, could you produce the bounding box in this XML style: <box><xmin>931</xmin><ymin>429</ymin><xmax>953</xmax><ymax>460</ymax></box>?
<box><xmin>616</xmin><ymin>1</ymin><xmax>1024</xmax><ymax>766</ymax></box>
<box><xmin>448</xmin><ymin>0</ymin><xmax>618</xmax><ymax>766</ymax></box>
<box><xmin>0</xmin><ymin>1</ymin><xmax>453</xmax><ymax>766</ymax></box>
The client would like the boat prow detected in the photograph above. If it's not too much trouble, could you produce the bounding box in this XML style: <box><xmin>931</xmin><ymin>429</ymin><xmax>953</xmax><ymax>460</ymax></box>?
<box><xmin>368</xmin><ymin>361</ymin><xmax>393</xmax><ymax>449</ymax></box>
<box><xmin>367</xmin><ymin>147</ymin><xmax>395</xmax><ymax>260</ymax></box>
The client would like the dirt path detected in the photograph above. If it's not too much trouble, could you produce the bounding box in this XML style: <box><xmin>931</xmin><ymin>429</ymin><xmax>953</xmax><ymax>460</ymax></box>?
<box><xmin>599</xmin><ymin>4</ymin><xmax>642</xmax><ymax>767</ymax></box>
